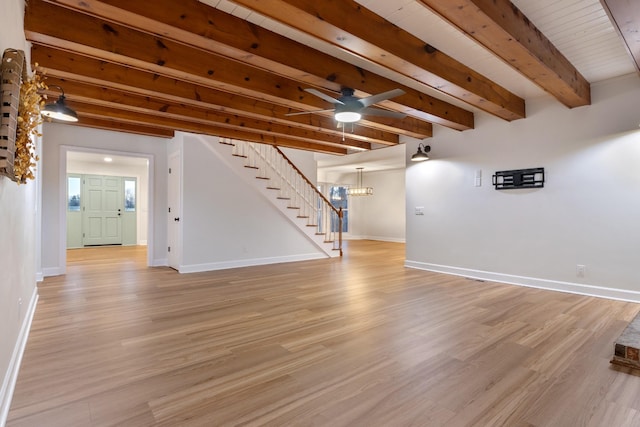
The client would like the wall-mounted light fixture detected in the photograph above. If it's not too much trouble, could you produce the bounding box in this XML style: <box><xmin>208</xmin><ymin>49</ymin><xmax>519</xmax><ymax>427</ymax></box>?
<box><xmin>411</xmin><ymin>143</ymin><xmax>431</xmax><ymax>162</ymax></box>
<box><xmin>347</xmin><ymin>167</ymin><xmax>373</xmax><ymax>196</ymax></box>
<box><xmin>41</xmin><ymin>85</ymin><xmax>78</xmax><ymax>122</ymax></box>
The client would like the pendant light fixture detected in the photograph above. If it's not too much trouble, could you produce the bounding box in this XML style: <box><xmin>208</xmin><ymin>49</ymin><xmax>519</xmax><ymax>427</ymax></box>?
<box><xmin>41</xmin><ymin>85</ymin><xmax>78</xmax><ymax>122</ymax></box>
<box><xmin>411</xmin><ymin>143</ymin><xmax>431</xmax><ymax>162</ymax></box>
<box><xmin>347</xmin><ymin>167</ymin><xmax>373</xmax><ymax>196</ymax></box>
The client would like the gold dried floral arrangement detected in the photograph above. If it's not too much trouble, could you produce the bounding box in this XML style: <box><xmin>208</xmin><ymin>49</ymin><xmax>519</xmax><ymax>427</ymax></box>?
<box><xmin>14</xmin><ymin>69</ymin><xmax>45</xmax><ymax>183</ymax></box>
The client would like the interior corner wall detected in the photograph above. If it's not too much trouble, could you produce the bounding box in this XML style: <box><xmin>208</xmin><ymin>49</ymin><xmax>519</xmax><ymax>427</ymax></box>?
<box><xmin>0</xmin><ymin>0</ymin><xmax>39</xmax><ymax>423</ymax></box>
<box><xmin>349</xmin><ymin>168</ymin><xmax>406</xmax><ymax>242</ymax></box>
<box><xmin>405</xmin><ymin>74</ymin><xmax>640</xmax><ymax>301</ymax></box>
<box><xmin>179</xmin><ymin>134</ymin><xmax>324</xmax><ymax>271</ymax></box>
<box><xmin>40</xmin><ymin>123</ymin><xmax>169</xmax><ymax>273</ymax></box>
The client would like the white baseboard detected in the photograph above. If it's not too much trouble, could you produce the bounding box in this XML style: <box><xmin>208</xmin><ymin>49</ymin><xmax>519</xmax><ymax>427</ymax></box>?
<box><xmin>405</xmin><ymin>260</ymin><xmax>640</xmax><ymax>303</ymax></box>
<box><xmin>1</xmin><ymin>287</ymin><xmax>38</xmax><ymax>427</ymax></box>
<box><xmin>179</xmin><ymin>253</ymin><xmax>327</xmax><ymax>274</ymax></box>
<box><xmin>138</xmin><ymin>240</ymin><xmax>147</xmax><ymax>246</ymax></box>
<box><xmin>35</xmin><ymin>272</ymin><xmax>43</xmax><ymax>283</ymax></box>
<box><xmin>42</xmin><ymin>267</ymin><xmax>64</xmax><ymax>277</ymax></box>
<box><xmin>152</xmin><ymin>258</ymin><xmax>168</xmax><ymax>267</ymax></box>
<box><xmin>347</xmin><ymin>235</ymin><xmax>406</xmax><ymax>243</ymax></box>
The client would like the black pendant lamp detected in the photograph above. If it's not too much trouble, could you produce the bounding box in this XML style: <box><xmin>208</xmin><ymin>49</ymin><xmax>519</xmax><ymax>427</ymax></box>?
<box><xmin>41</xmin><ymin>85</ymin><xmax>78</xmax><ymax>122</ymax></box>
<box><xmin>411</xmin><ymin>143</ymin><xmax>430</xmax><ymax>162</ymax></box>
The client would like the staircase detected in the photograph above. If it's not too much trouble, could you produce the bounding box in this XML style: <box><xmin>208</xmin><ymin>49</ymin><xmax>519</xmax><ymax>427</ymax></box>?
<box><xmin>218</xmin><ymin>137</ymin><xmax>343</xmax><ymax>258</ymax></box>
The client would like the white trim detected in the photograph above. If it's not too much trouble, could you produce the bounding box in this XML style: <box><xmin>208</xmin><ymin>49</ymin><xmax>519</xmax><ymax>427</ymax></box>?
<box><xmin>0</xmin><ymin>288</ymin><xmax>38</xmax><ymax>427</ymax></box>
<box><xmin>152</xmin><ymin>258</ymin><xmax>168</xmax><ymax>267</ymax></box>
<box><xmin>179</xmin><ymin>253</ymin><xmax>327</xmax><ymax>274</ymax></box>
<box><xmin>59</xmin><ymin>146</ymin><xmax>155</xmax><ymax>270</ymax></box>
<box><xmin>405</xmin><ymin>260</ymin><xmax>640</xmax><ymax>303</ymax></box>
<box><xmin>35</xmin><ymin>272</ymin><xmax>43</xmax><ymax>282</ymax></box>
<box><xmin>138</xmin><ymin>240</ymin><xmax>148</xmax><ymax>246</ymax></box>
<box><xmin>348</xmin><ymin>235</ymin><xmax>405</xmax><ymax>243</ymax></box>
<box><xmin>42</xmin><ymin>267</ymin><xmax>64</xmax><ymax>278</ymax></box>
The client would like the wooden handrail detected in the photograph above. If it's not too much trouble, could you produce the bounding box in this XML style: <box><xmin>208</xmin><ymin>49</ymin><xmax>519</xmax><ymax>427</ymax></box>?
<box><xmin>274</xmin><ymin>146</ymin><xmax>342</xmax><ymax>256</ymax></box>
<box><xmin>274</xmin><ymin>146</ymin><xmax>340</xmax><ymax>217</ymax></box>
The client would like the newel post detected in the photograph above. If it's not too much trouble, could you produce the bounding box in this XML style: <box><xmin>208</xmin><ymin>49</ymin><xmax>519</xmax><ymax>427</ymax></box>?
<box><xmin>338</xmin><ymin>207</ymin><xmax>343</xmax><ymax>257</ymax></box>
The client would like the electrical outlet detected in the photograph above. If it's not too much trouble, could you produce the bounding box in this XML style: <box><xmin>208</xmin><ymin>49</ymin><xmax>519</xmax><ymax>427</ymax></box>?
<box><xmin>576</xmin><ymin>264</ymin><xmax>586</xmax><ymax>278</ymax></box>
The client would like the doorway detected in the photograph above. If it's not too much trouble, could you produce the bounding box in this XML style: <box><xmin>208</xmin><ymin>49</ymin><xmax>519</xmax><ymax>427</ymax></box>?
<box><xmin>61</xmin><ymin>147</ymin><xmax>153</xmax><ymax>269</ymax></box>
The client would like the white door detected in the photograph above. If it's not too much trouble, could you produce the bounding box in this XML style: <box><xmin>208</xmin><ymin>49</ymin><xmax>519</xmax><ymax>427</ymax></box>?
<box><xmin>82</xmin><ymin>175</ymin><xmax>123</xmax><ymax>246</ymax></box>
<box><xmin>167</xmin><ymin>153</ymin><xmax>181</xmax><ymax>270</ymax></box>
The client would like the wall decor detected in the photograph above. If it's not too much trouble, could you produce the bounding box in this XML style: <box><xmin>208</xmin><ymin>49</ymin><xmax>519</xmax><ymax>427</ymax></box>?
<box><xmin>0</xmin><ymin>49</ymin><xmax>25</xmax><ymax>180</ymax></box>
<box><xmin>1</xmin><ymin>48</ymin><xmax>44</xmax><ymax>183</ymax></box>
<box><xmin>492</xmin><ymin>167</ymin><xmax>545</xmax><ymax>190</ymax></box>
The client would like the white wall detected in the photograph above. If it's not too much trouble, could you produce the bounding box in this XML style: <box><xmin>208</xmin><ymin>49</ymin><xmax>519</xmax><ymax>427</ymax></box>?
<box><xmin>179</xmin><ymin>134</ymin><xmax>324</xmax><ymax>271</ymax></box>
<box><xmin>41</xmin><ymin>123</ymin><xmax>169</xmax><ymax>274</ymax></box>
<box><xmin>349</xmin><ymin>168</ymin><xmax>406</xmax><ymax>242</ymax></box>
<box><xmin>0</xmin><ymin>0</ymin><xmax>39</xmax><ymax>423</ymax></box>
<box><xmin>281</xmin><ymin>147</ymin><xmax>317</xmax><ymax>185</ymax></box>
<box><xmin>406</xmin><ymin>74</ymin><xmax>640</xmax><ymax>301</ymax></box>
<box><xmin>67</xmin><ymin>159</ymin><xmax>149</xmax><ymax>245</ymax></box>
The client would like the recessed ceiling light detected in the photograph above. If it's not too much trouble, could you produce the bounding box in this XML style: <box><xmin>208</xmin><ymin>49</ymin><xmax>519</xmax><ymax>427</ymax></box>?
<box><xmin>104</xmin><ymin>157</ymin><xmax>113</xmax><ymax>162</ymax></box>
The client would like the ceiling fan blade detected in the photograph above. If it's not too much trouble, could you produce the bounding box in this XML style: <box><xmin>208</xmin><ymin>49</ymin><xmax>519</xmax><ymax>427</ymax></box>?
<box><xmin>305</xmin><ymin>88</ymin><xmax>345</xmax><ymax>105</ymax></box>
<box><xmin>359</xmin><ymin>88</ymin><xmax>405</xmax><ymax>108</ymax></box>
<box><xmin>285</xmin><ymin>108</ymin><xmax>335</xmax><ymax>116</ymax></box>
<box><xmin>361</xmin><ymin>107</ymin><xmax>407</xmax><ymax>120</ymax></box>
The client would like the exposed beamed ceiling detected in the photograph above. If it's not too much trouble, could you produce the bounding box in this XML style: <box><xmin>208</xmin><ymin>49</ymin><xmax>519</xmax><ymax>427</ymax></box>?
<box><xmin>23</xmin><ymin>0</ymin><xmax>638</xmax><ymax>155</ymax></box>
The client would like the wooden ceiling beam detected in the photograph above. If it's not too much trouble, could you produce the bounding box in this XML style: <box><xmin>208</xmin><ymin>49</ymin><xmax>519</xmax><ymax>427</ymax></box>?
<box><xmin>43</xmin><ymin>78</ymin><xmax>373</xmax><ymax>151</ymax></box>
<box><xmin>50</xmin><ymin>116</ymin><xmax>176</xmax><ymax>138</ymax></box>
<box><xmin>24</xmin><ymin>0</ymin><xmax>431</xmax><ymax>137</ymax></box>
<box><xmin>32</xmin><ymin>45</ymin><xmax>432</xmax><ymax>139</ymax></box>
<box><xmin>41</xmin><ymin>0</ymin><xmax>474</xmax><ymax>131</ymax></box>
<box><xmin>43</xmin><ymin>76</ymin><xmax>387</xmax><ymax>148</ymax></box>
<box><xmin>67</xmin><ymin>101</ymin><xmax>348</xmax><ymax>155</ymax></box>
<box><xmin>231</xmin><ymin>0</ymin><xmax>526</xmax><ymax>121</ymax></box>
<box><xmin>600</xmin><ymin>0</ymin><xmax>640</xmax><ymax>74</ymax></box>
<box><xmin>417</xmin><ymin>0</ymin><xmax>591</xmax><ymax>107</ymax></box>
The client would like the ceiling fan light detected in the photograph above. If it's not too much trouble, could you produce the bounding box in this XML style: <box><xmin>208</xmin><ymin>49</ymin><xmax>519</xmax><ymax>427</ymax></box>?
<box><xmin>334</xmin><ymin>111</ymin><xmax>361</xmax><ymax>123</ymax></box>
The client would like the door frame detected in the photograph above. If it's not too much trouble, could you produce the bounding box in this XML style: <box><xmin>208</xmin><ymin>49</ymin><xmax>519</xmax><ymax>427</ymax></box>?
<box><xmin>58</xmin><ymin>145</ymin><xmax>155</xmax><ymax>272</ymax></box>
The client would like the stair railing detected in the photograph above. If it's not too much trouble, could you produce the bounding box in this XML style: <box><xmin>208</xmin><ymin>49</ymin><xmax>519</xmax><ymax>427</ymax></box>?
<box><xmin>226</xmin><ymin>138</ymin><xmax>343</xmax><ymax>256</ymax></box>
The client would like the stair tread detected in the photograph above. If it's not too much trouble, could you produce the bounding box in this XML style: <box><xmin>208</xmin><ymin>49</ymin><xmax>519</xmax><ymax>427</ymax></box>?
<box><xmin>244</xmin><ymin>165</ymin><xmax>259</xmax><ymax>169</ymax></box>
<box><xmin>287</xmin><ymin>206</ymin><xmax>300</xmax><ymax>209</ymax></box>
<box><xmin>256</xmin><ymin>176</ymin><xmax>270</xmax><ymax>180</ymax></box>
<box><xmin>297</xmin><ymin>216</ymin><xmax>309</xmax><ymax>219</ymax></box>
<box><xmin>266</xmin><ymin>187</ymin><xmax>280</xmax><ymax>190</ymax></box>
<box><xmin>277</xmin><ymin>197</ymin><xmax>290</xmax><ymax>200</ymax></box>
<box><xmin>232</xmin><ymin>154</ymin><xmax>247</xmax><ymax>158</ymax></box>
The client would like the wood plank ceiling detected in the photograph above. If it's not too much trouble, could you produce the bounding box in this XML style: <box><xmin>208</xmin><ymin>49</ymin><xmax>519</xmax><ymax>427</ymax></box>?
<box><xmin>22</xmin><ymin>0</ymin><xmax>635</xmax><ymax>155</ymax></box>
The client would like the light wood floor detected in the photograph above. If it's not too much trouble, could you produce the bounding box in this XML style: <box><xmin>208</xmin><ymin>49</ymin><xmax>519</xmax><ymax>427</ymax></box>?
<box><xmin>7</xmin><ymin>241</ymin><xmax>640</xmax><ymax>426</ymax></box>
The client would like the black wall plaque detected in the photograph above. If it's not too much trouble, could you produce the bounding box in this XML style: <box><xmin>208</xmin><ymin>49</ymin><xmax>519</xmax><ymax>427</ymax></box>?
<box><xmin>492</xmin><ymin>167</ymin><xmax>545</xmax><ymax>190</ymax></box>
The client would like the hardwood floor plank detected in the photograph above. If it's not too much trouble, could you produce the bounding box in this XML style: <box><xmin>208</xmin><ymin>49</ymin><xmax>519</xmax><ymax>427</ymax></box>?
<box><xmin>7</xmin><ymin>241</ymin><xmax>640</xmax><ymax>426</ymax></box>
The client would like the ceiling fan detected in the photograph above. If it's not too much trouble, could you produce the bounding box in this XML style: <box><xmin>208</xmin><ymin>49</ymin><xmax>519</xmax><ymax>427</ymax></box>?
<box><xmin>287</xmin><ymin>87</ymin><xmax>407</xmax><ymax>123</ymax></box>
